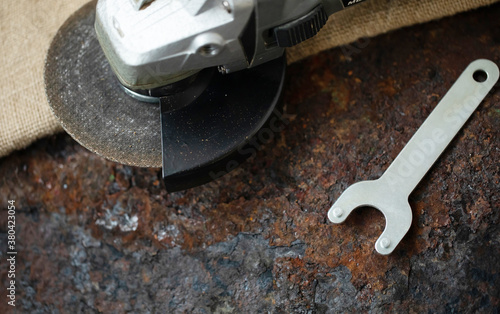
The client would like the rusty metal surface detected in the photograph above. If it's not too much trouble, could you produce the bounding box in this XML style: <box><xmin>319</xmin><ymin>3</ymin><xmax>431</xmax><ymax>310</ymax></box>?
<box><xmin>2</xmin><ymin>3</ymin><xmax>500</xmax><ymax>312</ymax></box>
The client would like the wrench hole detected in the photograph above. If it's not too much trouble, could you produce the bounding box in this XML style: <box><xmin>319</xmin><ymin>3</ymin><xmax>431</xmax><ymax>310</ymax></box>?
<box><xmin>473</xmin><ymin>69</ymin><xmax>488</xmax><ymax>83</ymax></box>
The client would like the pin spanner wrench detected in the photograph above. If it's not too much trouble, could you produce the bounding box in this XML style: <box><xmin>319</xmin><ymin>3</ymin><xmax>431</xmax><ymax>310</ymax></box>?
<box><xmin>328</xmin><ymin>59</ymin><xmax>499</xmax><ymax>255</ymax></box>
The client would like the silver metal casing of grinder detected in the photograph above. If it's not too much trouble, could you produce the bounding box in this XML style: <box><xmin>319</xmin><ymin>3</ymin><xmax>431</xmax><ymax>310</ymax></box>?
<box><xmin>95</xmin><ymin>0</ymin><xmax>355</xmax><ymax>91</ymax></box>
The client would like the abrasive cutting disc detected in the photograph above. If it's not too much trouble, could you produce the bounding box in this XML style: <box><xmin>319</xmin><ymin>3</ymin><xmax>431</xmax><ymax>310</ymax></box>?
<box><xmin>45</xmin><ymin>0</ymin><xmax>286</xmax><ymax>173</ymax></box>
<box><xmin>45</xmin><ymin>0</ymin><xmax>162</xmax><ymax>167</ymax></box>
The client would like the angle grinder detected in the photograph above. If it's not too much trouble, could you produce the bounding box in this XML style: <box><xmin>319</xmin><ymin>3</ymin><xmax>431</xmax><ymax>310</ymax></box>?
<box><xmin>45</xmin><ymin>0</ymin><xmax>366</xmax><ymax>191</ymax></box>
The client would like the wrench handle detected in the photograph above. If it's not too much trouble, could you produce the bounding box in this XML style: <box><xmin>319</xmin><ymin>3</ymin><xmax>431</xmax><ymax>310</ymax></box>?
<box><xmin>380</xmin><ymin>60</ymin><xmax>499</xmax><ymax>196</ymax></box>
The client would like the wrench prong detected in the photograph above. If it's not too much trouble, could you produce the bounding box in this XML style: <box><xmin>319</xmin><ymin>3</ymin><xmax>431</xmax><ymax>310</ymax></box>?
<box><xmin>328</xmin><ymin>180</ymin><xmax>379</xmax><ymax>224</ymax></box>
<box><xmin>328</xmin><ymin>179</ymin><xmax>413</xmax><ymax>255</ymax></box>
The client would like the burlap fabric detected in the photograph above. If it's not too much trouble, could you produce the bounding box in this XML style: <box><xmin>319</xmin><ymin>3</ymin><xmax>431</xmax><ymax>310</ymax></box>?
<box><xmin>1</xmin><ymin>0</ymin><xmax>498</xmax><ymax>158</ymax></box>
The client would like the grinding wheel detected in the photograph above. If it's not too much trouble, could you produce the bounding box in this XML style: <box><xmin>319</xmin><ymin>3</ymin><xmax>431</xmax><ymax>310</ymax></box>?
<box><xmin>45</xmin><ymin>1</ymin><xmax>287</xmax><ymax>190</ymax></box>
<box><xmin>45</xmin><ymin>0</ymin><xmax>161</xmax><ymax>167</ymax></box>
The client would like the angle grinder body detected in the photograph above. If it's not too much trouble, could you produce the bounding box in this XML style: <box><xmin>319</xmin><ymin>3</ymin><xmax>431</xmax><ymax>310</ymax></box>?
<box><xmin>45</xmin><ymin>0</ymin><xmax>366</xmax><ymax>191</ymax></box>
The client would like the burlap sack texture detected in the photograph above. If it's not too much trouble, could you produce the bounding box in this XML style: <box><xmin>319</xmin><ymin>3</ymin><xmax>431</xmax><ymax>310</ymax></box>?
<box><xmin>1</xmin><ymin>0</ymin><xmax>498</xmax><ymax>159</ymax></box>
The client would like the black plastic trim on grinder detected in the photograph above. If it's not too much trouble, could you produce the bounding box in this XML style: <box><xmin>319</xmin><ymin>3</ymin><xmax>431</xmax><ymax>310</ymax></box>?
<box><xmin>273</xmin><ymin>5</ymin><xmax>328</xmax><ymax>48</ymax></box>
